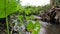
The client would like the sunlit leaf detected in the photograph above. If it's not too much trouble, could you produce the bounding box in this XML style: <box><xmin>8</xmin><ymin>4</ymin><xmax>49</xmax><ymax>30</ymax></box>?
<box><xmin>26</xmin><ymin>16</ymin><xmax>30</xmax><ymax>20</ymax></box>
<box><xmin>26</xmin><ymin>21</ymin><xmax>34</xmax><ymax>30</ymax></box>
<box><xmin>0</xmin><ymin>0</ymin><xmax>20</xmax><ymax>18</ymax></box>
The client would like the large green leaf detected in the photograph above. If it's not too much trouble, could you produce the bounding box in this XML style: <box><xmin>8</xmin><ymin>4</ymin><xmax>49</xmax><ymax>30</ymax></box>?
<box><xmin>26</xmin><ymin>20</ymin><xmax>40</xmax><ymax>34</ymax></box>
<box><xmin>0</xmin><ymin>0</ymin><xmax>19</xmax><ymax>18</ymax></box>
<box><xmin>26</xmin><ymin>21</ymin><xmax>34</xmax><ymax>30</ymax></box>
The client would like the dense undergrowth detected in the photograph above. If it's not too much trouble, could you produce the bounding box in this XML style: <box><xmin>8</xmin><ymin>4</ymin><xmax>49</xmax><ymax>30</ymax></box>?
<box><xmin>0</xmin><ymin>0</ymin><xmax>50</xmax><ymax>34</ymax></box>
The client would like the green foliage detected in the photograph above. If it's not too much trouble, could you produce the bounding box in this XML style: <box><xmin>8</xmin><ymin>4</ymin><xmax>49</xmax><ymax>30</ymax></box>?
<box><xmin>25</xmin><ymin>15</ymin><xmax>35</xmax><ymax>20</ymax></box>
<box><xmin>0</xmin><ymin>0</ymin><xmax>20</xmax><ymax>34</ymax></box>
<box><xmin>34</xmin><ymin>21</ymin><xmax>40</xmax><ymax>32</ymax></box>
<box><xmin>26</xmin><ymin>20</ymin><xmax>40</xmax><ymax>34</ymax></box>
<box><xmin>32</xmin><ymin>30</ymin><xmax>38</xmax><ymax>34</ymax></box>
<box><xmin>54</xmin><ymin>0</ymin><xmax>59</xmax><ymax>6</ymax></box>
<box><xmin>17</xmin><ymin>14</ymin><xmax>40</xmax><ymax>34</ymax></box>
<box><xmin>19</xmin><ymin>6</ymin><xmax>43</xmax><ymax>15</ymax></box>
<box><xmin>42</xmin><ymin>4</ymin><xmax>50</xmax><ymax>11</ymax></box>
<box><xmin>17</xmin><ymin>15</ymin><xmax>23</xmax><ymax>23</ymax></box>
<box><xmin>18</xmin><ymin>5</ymin><xmax>41</xmax><ymax>34</ymax></box>
<box><xmin>26</xmin><ymin>16</ymin><xmax>31</xmax><ymax>20</ymax></box>
<box><xmin>26</xmin><ymin>21</ymin><xmax>34</xmax><ymax>30</ymax></box>
<box><xmin>0</xmin><ymin>0</ymin><xmax>20</xmax><ymax>18</ymax></box>
<box><xmin>31</xmin><ymin>15</ymin><xmax>35</xmax><ymax>19</ymax></box>
<box><xmin>0</xmin><ymin>0</ymin><xmax>51</xmax><ymax>33</ymax></box>
<box><xmin>19</xmin><ymin>4</ymin><xmax>50</xmax><ymax>16</ymax></box>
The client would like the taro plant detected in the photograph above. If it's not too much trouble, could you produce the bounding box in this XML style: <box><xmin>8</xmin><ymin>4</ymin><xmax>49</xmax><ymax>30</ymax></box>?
<box><xmin>0</xmin><ymin>0</ymin><xmax>41</xmax><ymax>34</ymax></box>
<box><xmin>0</xmin><ymin>0</ymin><xmax>20</xmax><ymax>34</ymax></box>
<box><xmin>17</xmin><ymin>6</ymin><xmax>41</xmax><ymax>34</ymax></box>
<box><xmin>26</xmin><ymin>20</ymin><xmax>40</xmax><ymax>34</ymax></box>
<box><xmin>17</xmin><ymin>13</ymin><xmax>41</xmax><ymax>34</ymax></box>
<box><xmin>0</xmin><ymin>0</ymin><xmax>20</xmax><ymax>18</ymax></box>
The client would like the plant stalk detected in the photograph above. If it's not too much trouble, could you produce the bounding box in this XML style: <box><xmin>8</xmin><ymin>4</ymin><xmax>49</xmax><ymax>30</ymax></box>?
<box><xmin>6</xmin><ymin>16</ymin><xmax>9</xmax><ymax>34</ymax></box>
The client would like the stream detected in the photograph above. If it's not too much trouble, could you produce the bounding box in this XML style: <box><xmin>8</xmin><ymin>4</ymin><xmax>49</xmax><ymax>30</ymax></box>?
<box><xmin>39</xmin><ymin>21</ymin><xmax>60</xmax><ymax>34</ymax></box>
<box><xmin>10</xmin><ymin>14</ymin><xmax>60</xmax><ymax>34</ymax></box>
<box><xmin>12</xmin><ymin>20</ymin><xmax>59</xmax><ymax>34</ymax></box>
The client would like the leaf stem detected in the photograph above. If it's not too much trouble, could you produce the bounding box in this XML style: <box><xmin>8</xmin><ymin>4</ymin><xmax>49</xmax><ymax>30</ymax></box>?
<box><xmin>6</xmin><ymin>16</ymin><xmax>9</xmax><ymax>34</ymax></box>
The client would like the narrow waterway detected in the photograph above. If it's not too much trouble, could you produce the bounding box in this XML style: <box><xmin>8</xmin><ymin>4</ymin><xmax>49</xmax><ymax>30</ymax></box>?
<box><xmin>12</xmin><ymin>20</ymin><xmax>60</xmax><ymax>34</ymax></box>
<box><xmin>39</xmin><ymin>21</ymin><xmax>60</xmax><ymax>34</ymax></box>
<box><xmin>10</xmin><ymin>15</ymin><xmax>60</xmax><ymax>34</ymax></box>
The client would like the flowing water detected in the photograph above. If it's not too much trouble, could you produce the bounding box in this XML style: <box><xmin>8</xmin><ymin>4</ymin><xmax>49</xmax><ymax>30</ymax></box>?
<box><xmin>12</xmin><ymin>20</ymin><xmax>60</xmax><ymax>34</ymax></box>
<box><xmin>9</xmin><ymin>14</ymin><xmax>60</xmax><ymax>34</ymax></box>
<box><xmin>39</xmin><ymin>21</ymin><xmax>60</xmax><ymax>34</ymax></box>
